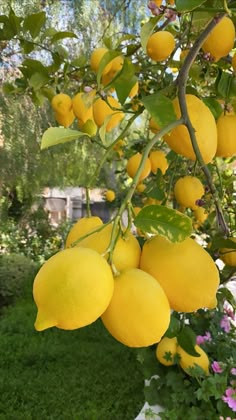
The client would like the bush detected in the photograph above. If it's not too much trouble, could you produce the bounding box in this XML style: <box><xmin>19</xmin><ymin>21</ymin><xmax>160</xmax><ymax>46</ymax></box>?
<box><xmin>0</xmin><ymin>254</ymin><xmax>38</xmax><ymax>306</ymax></box>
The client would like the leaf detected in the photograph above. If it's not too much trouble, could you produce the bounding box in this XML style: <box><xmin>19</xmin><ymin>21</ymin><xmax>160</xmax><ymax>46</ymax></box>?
<box><xmin>177</xmin><ymin>326</ymin><xmax>199</xmax><ymax>357</ymax></box>
<box><xmin>176</xmin><ymin>0</ymin><xmax>207</xmax><ymax>12</ymax></box>
<box><xmin>9</xmin><ymin>8</ymin><xmax>21</xmax><ymax>35</ymax></box>
<box><xmin>29</xmin><ymin>72</ymin><xmax>49</xmax><ymax>90</ymax></box>
<box><xmin>134</xmin><ymin>205</ymin><xmax>192</xmax><ymax>243</ymax></box>
<box><xmin>140</xmin><ymin>16</ymin><xmax>159</xmax><ymax>52</ymax></box>
<box><xmin>210</xmin><ymin>236</ymin><xmax>236</xmax><ymax>251</ymax></box>
<box><xmin>113</xmin><ymin>59</ymin><xmax>137</xmax><ymax>105</ymax></box>
<box><xmin>21</xmin><ymin>58</ymin><xmax>48</xmax><ymax>75</ymax></box>
<box><xmin>51</xmin><ymin>31</ymin><xmax>77</xmax><ymax>43</ymax></box>
<box><xmin>96</xmin><ymin>50</ymin><xmax>121</xmax><ymax>86</ymax></box>
<box><xmin>141</xmin><ymin>94</ymin><xmax>176</xmax><ymax>128</ymax></box>
<box><xmin>23</xmin><ymin>11</ymin><xmax>46</xmax><ymax>39</ymax></box>
<box><xmin>41</xmin><ymin>128</ymin><xmax>89</xmax><ymax>150</ymax></box>
<box><xmin>0</xmin><ymin>15</ymin><xmax>15</xmax><ymax>39</ymax></box>
<box><xmin>165</xmin><ymin>315</ymin><xmax>181</xmax><ymax>338</ymax></box>
<box><xmin>20</xmin><ymin>39</ymin><xmax>35</xmax><ymax>54</ymax></box>
<box><xmin>215</xmin><ymin>71</ymin><xmax>233</xmax><ymax>98</ymax></box>
<box><xmin>202</xmin><ymin>98</ymin><xmax>223</xmax><ymax>120</ymax></box>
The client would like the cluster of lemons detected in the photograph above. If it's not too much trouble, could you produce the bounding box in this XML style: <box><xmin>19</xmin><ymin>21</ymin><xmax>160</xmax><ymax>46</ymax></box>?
<box><xmin>33</xmin><ymin>214</ymin><xmax>221</xmax><ymax>349</ymax></box>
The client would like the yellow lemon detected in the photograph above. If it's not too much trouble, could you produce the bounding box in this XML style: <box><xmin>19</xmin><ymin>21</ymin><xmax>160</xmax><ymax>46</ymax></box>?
<box><xmin>149</xmin><ymin>117</ymin><xmax>160</xmax><ymax>134</ymax></box>
<box><xmin>177</xmin><ymin>345</ymin><xmax>209</xmax><ymax>375</ymax></box>
<box><xmin>140</xmin><ymin>235</ymin><xmax>220</xmax><ymax>312</ymax></box>
<box><xmin>149</xmin><ymin>150</ymin><xmax>169</xmax><ymax>174</ymax></box>
<box><xmin>216</xmin><ymin>114</ymin><xmax>236</xmax><ymax>158</ymax></box>
<box><xmin>93</xmin><ymin>96</ymin><xmax>124</xmax><ymax>132</ymax></box>
<box><xmin>65</xmin><ymin>216</ymin><xmax>103</xmax><ymax>248</ymax></box>
<box><xmin>77</xmin><ymin>224</ymin><xmax>141</xmax><ymax>272</ymax></box>
<box><xmin>156</xmin><ymin>336</ymin><xmax>178</xmax><ymax>366</ymax></box>
<box><xmin>105</xmin><ymin>189</ymin><xmax>116</xmax><ymax>202</ymax></box>
<box><xmin>232</xmin><ymin>53</ymin><xmax>236</xmax><ymax>71</ymax></box>
<box><xmin>54</xmin><ymin>109</ymin><xmax>75</xmax><ymax>127</ymax></box>
<box><xmin>193</xmin><ymin>207</ymin><xmax>208</xmax><ymax>225</ymax></box>
<box><xmin>51</xmin><ymin>93</ymin><xmax>72</xmax><ymax>115</ymax></box>
<box><xmin>202</xmin><ymin>17</ymin><xmax>235</xmax><ymax>61</ymax></box>
<box><xmin>136</xmin><ymin>183</ymin><xmax>146</xmax><ymax>193</ymax></box>
<box><xmin>129</xmin><ymin>81</ymin><xmax>139</xmax><ymax>98</ymax></box>
<box><xmin>72</xmin><ymin>90</ymin><xmax>95</xmax><ymax>125</ymax></box>
<box><xmin>146</xmin><ymin>31</ymin><xmax>175</xmax><ymax>62</ymax></box>
<box><xmin>164</xmin><ymin>94</ymin><xmax>217</xmax><ymax>163</ymax></box>
<box><xmin>90</xmin><ymin>47</ymin><xmax>112</xmax><ymax>74</ymax></box>
<box><xmin>33</xmin><ymin>247</ymin><xmax>114</xmax><ymax>331</ymax></box>
<box><xmin>126</xmin><ymin>152</ymin><xmax>151</xmax><ymax>181</ymax></box>
<box><xmin>101</xmin><ymin>268</ymin><xmax>170</xmax><ymax>347</ymax></box>
<box><xmin>174</xmin><ymin>176</ymin><xmax>205</xmax><ymax>210</ymax></box>
<box><xmin>219</xmin><ymin>237</ymin><xmax>236</xmax><ymax>267</ymax></box>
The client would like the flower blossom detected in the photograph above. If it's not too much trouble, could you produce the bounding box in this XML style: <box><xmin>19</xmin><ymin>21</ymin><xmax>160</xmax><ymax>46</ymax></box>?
<box><xmin>211</xmin><ymin>361</ymin><xmax>223</xmax><ymax>373</ymax></box>
<box><xmin>196</xmin><ymin>331</ymin><xmax>212</xmax><ymax>345</ymax></box>
<box><xmin>220</xmin><ymin>315</ymin><xmax>231</xmax><ymax>333</ymax></box>
<box><xmin>222</xmin><ymin>387</ymin><xmax>236</xmax><ymax>412</ymax></box>
<box><xmin>231</xmin><ymin>368</ymin><xmax>236</xmax><ymax>376</ymax></box>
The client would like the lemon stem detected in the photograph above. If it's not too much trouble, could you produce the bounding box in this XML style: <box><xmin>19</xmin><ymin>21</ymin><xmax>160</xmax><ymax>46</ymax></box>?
<box><xmin>85</xmin><ymin>187</ymin><xmax>91</xmax><ymax>217</ymax></box>
<box><xmin>176</xmin><ymin>14</ymin><xmax>230</xmax><ymax>236</ymax></box>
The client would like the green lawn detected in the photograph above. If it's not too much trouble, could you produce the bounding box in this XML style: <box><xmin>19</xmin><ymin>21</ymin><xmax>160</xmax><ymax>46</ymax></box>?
<box><xmin>0</xmin><ymin>299</ymin><xmax>144</xmax><ymax>420</ymax></box>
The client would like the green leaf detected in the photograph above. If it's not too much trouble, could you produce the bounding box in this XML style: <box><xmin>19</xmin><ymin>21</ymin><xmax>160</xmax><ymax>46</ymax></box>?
<box><xmin>23</xmin><ymin>11</ymin><xmax>46</xmax><ymax>39</ymax></box>
<box><xmin>0</xmin><ymin>15</ymin><xmax>15</xmax><ymax>39</ymax></box>
<box><xmin>165</xmin><ymin>315</ymin><xmax>181</xmax><ymax>338</ymax></box>
<box><xmin>113</xmin><ymin>59</ymin><xmax>137</xmax><ymax>105</ymax></box>
<box><xmin>9</xmin><ymin>8</ymin><xmax>21</xmax><ymax>35</ymax></box>
<box><xmin>29</xmin><ymin>72</ymin><xmax>49</xmax><ymax>90</ymax></box>
<box><xmin>51</xmin><ymin>31</ymin><xmax>77</xmax><ymax>43</ymax></box>
<box><xmin>177</xmin><ymin>326</ymin><xmax>199</xmax><ymax>357</ymax></box>
<box><xmin>21</xmin><ymin>58</ymin><xmax>48</xmax><ymax>76</ymax></box>
<box><xmin>142</xmin><ymin>93</ymin><xmax>176</xmax><ymax>128</ymax></box>
<box><xmin>202</xmin><ymin>98</ymin><xmax>223</xmax><ymax>120</ymax></box>
<box><xmin>134</xmin><ymin>205</ymin><xmax>192</xmax><ymax>243</ymax></box>
<box><xmin>210</xmin><ymin>236</ymin><xmax>236</xmax><ymax>251</ymax></box>
<box><xmin>176</xmin><ymin>0</ymin><xmax>207</xmax><ymax>12</ymax></box>
<box><xmin>215</xmin><ymin>71</ymin><xmax>233</xmax><ymax>98</ymax></box>
<box><xmin>140</xmin><ymin>16</ymin><xmax>159</xmax><ymax>52</ymax></box>
<box><xmin>20</xmin><ymin>39</ymin><xmax>35</xmax><ymax>54</ymax></box>
<box><xmin>2</xmin><ymin>82</ymin><xmax>15</xmax><ymax>95</ymax></box>
<box><xmin>97</xmin><ymin>50</ymin><xmax>121</xmax><ymax>86</ymax></box>
<box><xmin>41</xmin><ymin>128</ymin><xmax>89</xmax><ymax>150</ymax></box>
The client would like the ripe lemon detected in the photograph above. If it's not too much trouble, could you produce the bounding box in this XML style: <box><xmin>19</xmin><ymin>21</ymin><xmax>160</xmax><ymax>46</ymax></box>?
<box><xmin>174</xmin><ymin>176</ymin><xmax>205</xmax><ymax>210</ymax></box>
<box><xmin>77</xmin><ymin>224</ymin><xmax>141</xmax><ymax>272</ymax></box>
<box><xmin>33</xmin><ymin>247</ymin><xmax>114</xmax><ymax>331</ymax></box>
<box><xmin>129</xmin><ymin>81</ymin><xmax>139</xmax><ymax>98</ymax></box>
<box><xmin>193</xmin><ymin>207</ymin><xmax>208</xmax><ymax>225</ymax></box>
<box><xmin>101</xmin><ymin>268</ymin><xmax>170</xmax><ymax>347</ymax></box>
<box><xmin>149</xmin><ymin>117</ymin><xmax>160</xmax><ymax>134</ymax></box>
<box><xmin>65</xmin><ymin>216</ymin><xmax>103</xmax><ymax>248</ymax></box>
<box><xmin>72</xmin><ymin>90</ymin><xmax>95</xmax><ymax>125</ymax></box>
<box><xmin>146</xmin><ymin>31</ymin><xmax>175</xmax><ymax>62</ymax></box>
<box><xmin>54</xmin><ymin>109</ymin><xmax>75</xmax><ymax>127</ymax></box>
<box><xmin>202</xmin><ymin>17</ymin><xmax>235</xmax><ymax>61</ymax></box>
<box><xmin>140</xmin><ymin>235</ymin><xmax>220</xmax><ymax>312</ymax></box>
<box><xmin>156</xmin><ymin>336</ymin><xmax>178</xmax><ymax>366</ymax></box>
<box><xmin>90</xmin><ymin>47</ymin><xmax>112</xmax><ymax>75</ymax></box>
<box><xmin>164</xmin><ymin>95</ymin><xmax>217</xmax><ymax>163</ymax></box>
<box><xmin>126</xmin><ymin>152</ymin><xmax>151</xmax><ymax>181</ymax></box>
<box><xmin>136</xmin><ymin>183</ymin><xmax>146</xmax><ymax>193</ymax></box>
<box><xmin>93</xmin><ymin>96</ymin><xmax>124</xmax><ymax>132</ymax></box>
<box><xmin>149</xmin><ymin>150</ymin><xmax>168</xmax><ymax>174</ymax></box>
<box><xmin>177</xmin><ymin>345</ymin><xmax>209</xmax><ymax>375</ymax></box>
<box><xmin>51</xmin><ymin>93</ymin><xmax>72</xmax><ymax>115</ymax></box>
<box><xmin>216</xmin><ymin>114</ymin><xmax>236</xmax><ymax>158</ymax></box>
<box><xmin>219</xmin><ymin>237</ymin><xmax>236</xmax><ymax>267</ymax></box>
<box><xmin>105</xmin><ymin>189</ymin><xmax>116</xmax><ymax>202</ymax></box>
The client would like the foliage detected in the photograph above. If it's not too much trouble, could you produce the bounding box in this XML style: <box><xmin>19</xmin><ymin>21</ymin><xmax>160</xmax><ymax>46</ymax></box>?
<box><xmin>0</xmin><ymin>253</ymin><xmax>37</xmax><ymax>305</ymax></box>
<box><xmin>0</xmin><ymin>299</ymin><xmax>144</xmax><ymax>419</ymax></box>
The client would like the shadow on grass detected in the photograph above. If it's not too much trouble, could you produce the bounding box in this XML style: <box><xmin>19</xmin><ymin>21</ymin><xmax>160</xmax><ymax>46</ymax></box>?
<box><xmin>0</xmin><ymin>299</ymin><xmax>145</xmax><ymax>420</ymax></box>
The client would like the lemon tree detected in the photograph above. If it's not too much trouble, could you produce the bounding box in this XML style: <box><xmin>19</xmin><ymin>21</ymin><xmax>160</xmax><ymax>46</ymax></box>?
<box><xmin>1</xmin><ymin>1</ymin><xmax>236</xmax><ymax>418</ymax></box>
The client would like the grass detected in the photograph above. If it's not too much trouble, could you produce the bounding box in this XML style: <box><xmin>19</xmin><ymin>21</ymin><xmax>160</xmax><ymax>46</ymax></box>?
<box><xmin>0</xmin><ymin>298</ymin><xmax>145</xmax><ymax>420</ymax></box>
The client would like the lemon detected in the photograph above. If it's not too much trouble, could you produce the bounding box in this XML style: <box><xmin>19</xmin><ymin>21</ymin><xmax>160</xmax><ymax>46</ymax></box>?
<box><xmin>93</xmin><ymin>96</ymin><xmax>124</xmax><ymax>132</ymax></box>
<box><xmin>164</xmin><ymin>94</ymin><xmax>217</xmax><ymax>163</ymax></box>
<box><xmin>136</xmin><ymin>183</ymin><xmax>146</xmax><ymax>193</ymax></box>
<box><xmin>90</xmin><ymin>47</ymin><xmax>112</xmax><ymax>74</ymax></box>
<box><xmin>216</xmin><ymin>114</ymin><xmax>236</xmax><ymax>158</ymax></box>
<box><xmin>193</xmin><ymin>207</ymin><xmax>208</xmax><ymax>225</ymax></box>
<box><xmin>149</xmin><ymin>150</ymin><xmax>168</xmax><ymax>174</ymax></box>
<box><xmin>78</xmin><ymin>119</ymin><xmax>97</xmax><ymax>136</ymax></box>
<box><xmin>153</xmin><ymin>0</ymin><xmax>162</xmax><ymax>5</ymax></box>
<box><xmin>105</xmin><ymin>189</ymin><xmax>116</xmax><ymax>202</ymax></box>
<box><xmin>202</xmin><ymin>17</ymin><xmax>235</xmax><ymax>61</ymax></box>
<box><xmin>129</xmin><ymin>81</ymin><xmax>139</xmax><ymax>98</ymax></box>
<box><xmin>149</xmin><ymin>118</ymin><xmax>160</xmax><ymax>134</ymax></box>
<box><xmin>51</xmin><ymin>93</ymin><xmax>72</xmax><ymax>115</ymax></box>
<box><xmin>33</xmin><ymin>247</ymin><xmax>114</xmax><ymax>331</ymax></box>
<box><xmin>72</xmin><ymin>90</ymin><xmax>95</xmax><ymax>125</ymax></box>
<box><xmin>126</xmin><ymin>152</ymin><xmax>151</xmax><ymax>181</ymax></box>
<box><xmin>101</xmin><ymin>268</ymin><xmax>170</xmax><ymax>347</ymax></box>
<box><xmin>156</xmin><ymin>336</ymin><xmax>178</xmax><ymax>366</ymax></box>
<box><xmin>174</xmin><ymin>176</ymin><xmax>205</xmax><ymax>210</ymax></box>
<box><xmin>146</xmin><ymin>31</ymin><xmax>175</xmax><ymax>62</ymax></box>
<box><xmin>65</xmin><ymin>216</ymin><xmax>103</xmax><ymax>248</ymax></box>
<box><xmin>219</xmin><ymin>237</ymin><xmax>236</xmax><ymax>267</ymax></box>
<box><xmin>177</xmin><ymin>345</ymin><xmax>209</xmax><ymax>375</ymax></box>
<box><xmin>77</xmin><ymin>224</ymin><xmax>141</xmax><ymax>272</ymax></box>
<box><xmin>54</xmin><ymin>109</ymin><xmax>75</xmax><ymax>127</ymax></box>
<box><xmin>140</xmin><ymin>235</ymin><xmax>220</xmax><ymax>312</ymax></box>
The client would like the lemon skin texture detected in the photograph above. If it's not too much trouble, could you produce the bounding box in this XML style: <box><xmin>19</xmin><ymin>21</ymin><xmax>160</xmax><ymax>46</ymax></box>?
<box><xmin>101</xmin><ymin>268</ymin><xmax>171</xmax><ymax>347</ymax></box>
<box><xmin>65</xmin><ymin>216</ymin><xmax>103</xmax><ymax>248</ymax></box>
<box><xmin>177</xmin><ymin>345</ymin><xmax>209</xmax><ymax>375</ymax></box>
<box><xmin>140</xmin><ymin>235</ymin><xmax>220</xmax><ymax>312</ymax></box>
<box><xmin>33</xmin><ymin>247</ymin><xmax>114</xmax><ymax>331</ymax></box>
